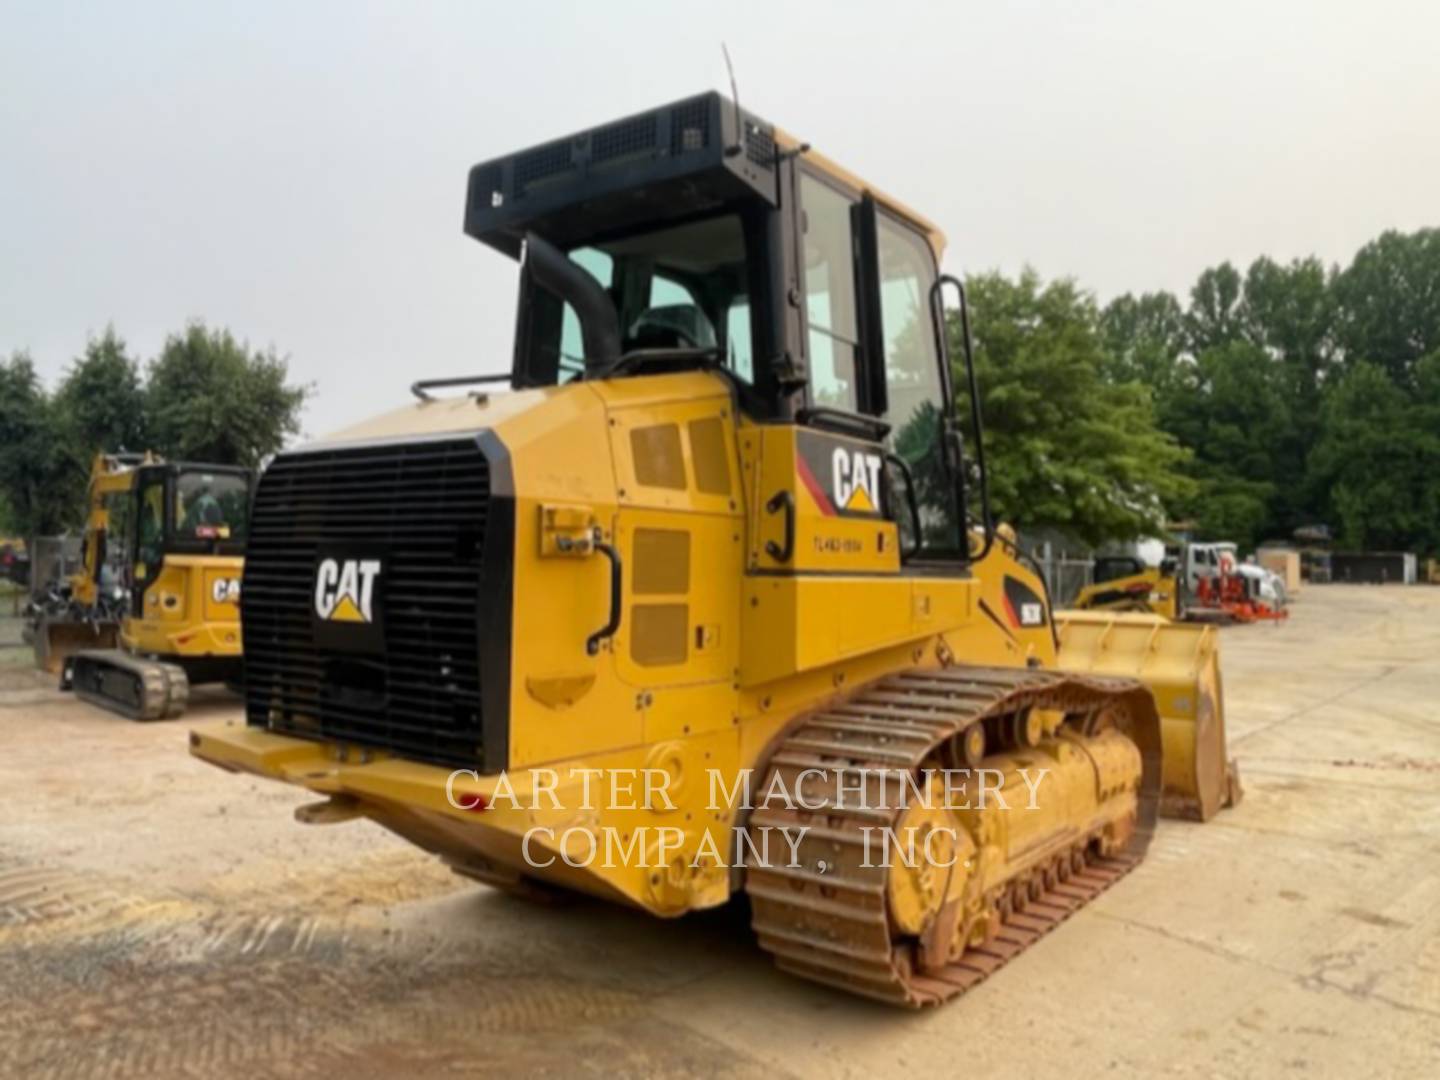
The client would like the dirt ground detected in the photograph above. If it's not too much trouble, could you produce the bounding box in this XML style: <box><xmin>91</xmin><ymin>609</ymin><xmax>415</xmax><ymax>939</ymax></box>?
<box><xmin>1</xmin><ymin>585</ymin><xmax>1438</xmax><ymax>1079</ymax></box>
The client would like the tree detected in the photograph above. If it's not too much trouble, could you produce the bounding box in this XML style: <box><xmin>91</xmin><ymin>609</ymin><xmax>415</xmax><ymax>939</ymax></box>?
<box><xmin>54</xmin><ymin>327</ymin><xmax>149</xmax><ymax>456</ymax></box>
<box><xmin>145</xmin><ymin>322</ymin><xmax>311</xmax><ymax>468</ymax></box>
<box><xmin>0</xmin><ymin>352</ymin><xmax>76</xmax><ymax>540</ymax></box>
<box><xmin>1158</xmin><ymin>341</ymin><xmax>1292</xmax><ymax>547</ymax></box>
<box><xmin>1240</xmin><ymin>256</ymin><xmax>1336</xmax><ymax>401</ymax></box>
<box><xmin>958</xmin><ymin>269</ymin><xmax>1192</xmax><ymax>545</ymax></box>
<box><xmin>1099</xmin><ymin>290</ymin><xmax>1186</xmax><ymax>391</ymax></box>
<box><xmin>1333</xmin><ymin>228</ymin><xmax>1440</xmax><ymax>386</ymax></box>
<box><xmin>1185</xmin><ymin>262</ymin><xmax>1245</xmax><ymax>353</ymax></box>
<box><xmin>1308</xmin><ymin>360</ymin><xmax>1440</xmax><ymax>551</ymax></box>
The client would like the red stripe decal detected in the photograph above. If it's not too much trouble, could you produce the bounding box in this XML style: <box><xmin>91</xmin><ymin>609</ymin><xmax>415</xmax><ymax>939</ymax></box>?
<box><xmin>1002</xmin><ymin>594</ymin><xmax>1020</xmax><ymax>628</ymax></box>
<box><xmin>796</xmin><ymin>455</ymin><xmax>836</xmax><ymax>515</ymax></box>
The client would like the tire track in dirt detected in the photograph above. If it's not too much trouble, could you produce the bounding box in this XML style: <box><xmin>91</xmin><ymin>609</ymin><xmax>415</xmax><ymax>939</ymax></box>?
<box><xmin>0</xmin><ymin>852</ymin><xmax>752</xmax><ymax>1080</ymax></box>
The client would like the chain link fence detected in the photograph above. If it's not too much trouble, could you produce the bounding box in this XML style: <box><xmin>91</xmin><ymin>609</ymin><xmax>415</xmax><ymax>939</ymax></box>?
<box><xmin>1019</xmin><ymin>534</ymin><xmax>1098</xmax><ymax>608</ymax></box>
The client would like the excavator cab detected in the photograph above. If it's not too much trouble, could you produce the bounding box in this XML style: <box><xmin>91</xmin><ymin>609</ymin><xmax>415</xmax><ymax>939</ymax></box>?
<box><xmin>127</xmin><ymin>462</ymin><xmax>248</xmax><ymax>621</ymax></box>
<box><xmin>192</xmin><ymin>93</ymin><xmax>1240</xmax><ymax>1007</ymax></box>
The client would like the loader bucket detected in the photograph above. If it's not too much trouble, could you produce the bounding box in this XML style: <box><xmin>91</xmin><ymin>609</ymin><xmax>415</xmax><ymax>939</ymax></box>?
<box><xmin>33</xmin><ymin>617</ymin><xmax>119</xmax><ymax>676</ymax></box>
<box><xmin>1054</xmin><ymin>610</ymin><xmax>1241</xmax><ymax>821</ymax></box>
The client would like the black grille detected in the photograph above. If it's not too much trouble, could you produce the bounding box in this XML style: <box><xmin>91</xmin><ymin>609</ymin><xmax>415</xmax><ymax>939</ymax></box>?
<box><xmin>746</xmin><ymin>126</ymin><xmax>775</xmax><ymax>167</ymax></box>
<box><xmin>670</xmin><ymin>98</ymin><xmax>711</xmax><ymax>155</ymax></box>
<box><xmin>592</xmin><ymin>113</ymin><xmax>658</xmax><ymax>166</ymax></box>
<box><xmin>242</xmin><ymin>437</ymin><xmax>491</xmax><ymax>768</ymax></box>
<box><xmin>515</xmin><ymin>138</ymin><xmax>575</xmax><ymax>196</ymax></box>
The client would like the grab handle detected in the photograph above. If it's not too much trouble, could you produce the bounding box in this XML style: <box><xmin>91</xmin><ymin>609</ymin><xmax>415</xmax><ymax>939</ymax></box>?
<box><xmin>586</xmin><ymin>529</ymin><xmax>622</xmax><ymax>656</ymax></box>
<box><xmin>764</xmin><ymin>491</ymin><xmax>795</xmax><ymax>563</ymax></box>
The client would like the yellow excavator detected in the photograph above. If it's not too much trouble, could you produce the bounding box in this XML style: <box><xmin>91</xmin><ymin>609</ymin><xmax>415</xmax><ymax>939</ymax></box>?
<box><xmin>33</xmin><ymin>452</ymin><xmax>248</xmax><ymax>719</ymax></box>
<box><xmin>192</xmin><ymin>93</ymin><xmax>1240</xmax><ymax>1006</ymax></box>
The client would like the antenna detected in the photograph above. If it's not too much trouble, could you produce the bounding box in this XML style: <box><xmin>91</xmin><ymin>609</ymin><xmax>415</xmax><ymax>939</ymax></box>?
<box><xmin>721</xmin><ymin>43</ymin><xmax>744</xmax><ymax>158</ymax></box>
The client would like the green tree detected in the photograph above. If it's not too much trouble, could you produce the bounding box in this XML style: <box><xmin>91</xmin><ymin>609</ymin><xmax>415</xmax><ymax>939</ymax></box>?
<box><xmin>1308</xmin><ymin>360</ymin><xmax>1440</xmax><ymax>551</ymax></box>
<box><xmin>1333</xmin><ymin>228</ymin><xmax>1440</xmax><ymax>386</ymax></box>
<box><xmin>54</xmin><ymin>326</ymin><xmax>149</xmax><ymax>456</ymax></box>
<box><xmin>1099</xmin><ymin>290</ymin><xmax>1186</xmax><ymax>391</ymax></box>
<box><xmin>958</xmin><ymin>269</ymin><xmax>1192</xmax><ymax>545</ymax></box>
<box><xmin>0</xmin><ymin>352</ymin><xmax>76</xmax><ymax>540</ymax></box>
<box><xmin>1237</xmin><ymin>256</ymin><xmax>1336</xmax><ymax>533</ymax></box>
<box><xmin>1240</xmin><ymin>256</ymin><xmax>1336</xmax><ymax>401</ymax></box>
<box><xmin>1158</xmin><ymin>341</ymin><xmax>1291</xmax><ymax>547</ymax></box>
<box><xmin>145</xmin><ymin>322</ymin><xmax>310</xmax><ymax>468</ymax></box>
<box><xmin>1184</xmin><ymin>262</ymin><xmax>1245</xmax><ymax>353</ymax></box>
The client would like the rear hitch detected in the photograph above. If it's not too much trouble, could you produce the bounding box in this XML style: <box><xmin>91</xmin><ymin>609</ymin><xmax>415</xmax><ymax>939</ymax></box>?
<box><xmin>294</xmin><ymin>795</ymin><xmax>365</xmax><ymax>825</ymax></box>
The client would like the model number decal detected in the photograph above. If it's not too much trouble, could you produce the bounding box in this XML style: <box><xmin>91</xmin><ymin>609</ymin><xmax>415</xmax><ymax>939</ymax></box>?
<box><xmin>1002</xmin><ymin>575</ymin><xmax>1049</xmax><ymax>630</ymax></box>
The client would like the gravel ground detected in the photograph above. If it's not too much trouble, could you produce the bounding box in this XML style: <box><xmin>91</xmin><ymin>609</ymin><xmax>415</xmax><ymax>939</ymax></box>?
<box><xmin>1</xmin><ymin>584</ymin><xmax>1437</xmax><ymax>1078</ymax></box>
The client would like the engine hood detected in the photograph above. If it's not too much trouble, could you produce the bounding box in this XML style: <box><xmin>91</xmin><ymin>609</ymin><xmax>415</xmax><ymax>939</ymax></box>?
<box><xmin>314</xmin><ymin>383</ymin><xmax>564</xmax><ymax>447</ymax></box>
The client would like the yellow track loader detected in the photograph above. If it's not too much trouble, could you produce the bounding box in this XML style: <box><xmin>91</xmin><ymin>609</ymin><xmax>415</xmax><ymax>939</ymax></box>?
<box><xmin>35</xmin><ymin>452</ymin><xmax>249</xmax><ymax>719</ymax></box>
<box><xmin>192</xmin><ymin>93</ymin><xmax>1240</xmax><ymax>1006</ymax></box>
<box><xmin>1070</xmin><ymin>554</ymin><xmax>1179</xmax><ymax>619</ymax></box>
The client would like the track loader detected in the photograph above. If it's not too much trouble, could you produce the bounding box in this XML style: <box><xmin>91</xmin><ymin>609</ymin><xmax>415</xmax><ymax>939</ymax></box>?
<box><xmin>1070</xmin><ymin>554</ymin><xmax>1180</xmax><ymax>619</ymax></box>
<box><xmin>192</xmin><ymin>93</ymin><xmax>1240</xmax><ymax>1005</ymax></box>
<box><xmin>35</xmin><ymin>452</ymin><xmax>249</xmax><ymax>719</ymax></box>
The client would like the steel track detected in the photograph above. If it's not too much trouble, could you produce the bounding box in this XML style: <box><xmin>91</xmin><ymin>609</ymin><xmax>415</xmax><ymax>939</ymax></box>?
<box><xmin>745</xmin><ymin>665</ymin><xmax>1162</xmax><ymax>1007</ymax></box>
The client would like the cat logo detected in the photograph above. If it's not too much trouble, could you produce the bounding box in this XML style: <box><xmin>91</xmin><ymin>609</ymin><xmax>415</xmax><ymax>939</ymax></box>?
<box><xmin>210</xmin><ymin>577</ymin><xmax>241</xmax><ymax>604</ymax></box>
<box><xmin>832</xmin><ymin>447</ymin><xmax>883</xmax><ymax>514</ymax></box>
<box><xmin>313</xmin><ymin>557</ymin><xmax>381</xmax><ymax>623</ymax></box>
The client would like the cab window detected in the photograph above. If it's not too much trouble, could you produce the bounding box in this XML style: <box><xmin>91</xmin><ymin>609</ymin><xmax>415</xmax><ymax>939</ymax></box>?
<box><xmin>726</xmin><ymin>298</ymin><xmax>754</xmax><ymax>382</ymax></box>
<box><xmin>176</xmin><ymin>472</ymin><xmax>250</xmax><ymax>541</ymax></box>
<box><xmin>558</xmin><ymin>248</ymin><xmax>614</xmax><ymax>377</ymax></box>
<box><xmin>136</xmin><ymin>478</ymin><xmax>165</xmax><ymax>569</ymax></box>
<box><xmin>800</xmin><ymin>174</ymin><xmax>861</xmax><ymax>411</ymax></box>
<box><xmin>100</xmin><ymin>492</ymin><xmax>132</xmax><ymax>588</ymax></box>
<box><xmin>523</xmin><ymin>214</ymin><xmax>749</xmax><ymax>385</ymax></box>
<box><xmin>875</xmin><ymin>214</ymin><xmax>961</xmax><ymax>554</ymax></box>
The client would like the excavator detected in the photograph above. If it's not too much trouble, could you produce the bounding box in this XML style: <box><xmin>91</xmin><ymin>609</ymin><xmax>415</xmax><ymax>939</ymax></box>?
<box><xmin>191</xmin><ymin>93</ymin><xmax>1241</xmax><ymax>1006</ymax></box>
<box><xmin>32</xmin><ymin>452</ymin><xmax>249</xmax><ymax>719</ymax></box>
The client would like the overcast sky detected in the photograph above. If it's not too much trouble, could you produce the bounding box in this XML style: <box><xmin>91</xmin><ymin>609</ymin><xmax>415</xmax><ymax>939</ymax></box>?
<box><xmin>3</xmin><ymin>0</ymin><xmax>1437</xmax><ymax>437</ymax></box>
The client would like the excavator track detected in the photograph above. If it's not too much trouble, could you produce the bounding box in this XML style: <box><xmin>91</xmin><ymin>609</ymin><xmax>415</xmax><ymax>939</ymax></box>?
<box><xmin>745</xmin><ymin>665</ymin><xmax>1163</xmax><ymax>1008</ymax></box>
<box><xmin>64</xmin><ymin>650</ymin><xmax>190</xmax><ymax>721</ymax></box>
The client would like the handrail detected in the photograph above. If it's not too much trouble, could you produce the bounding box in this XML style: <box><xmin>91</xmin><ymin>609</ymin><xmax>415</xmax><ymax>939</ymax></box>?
<box><xmin>410</xmin><ymin>374</ymin><xmax>512</xmax><ymax>401</ymax></box>
<box><xmin>930</xmin><ymin>274</ymin><xmax>994</xmax><ymax>563</ymax></box>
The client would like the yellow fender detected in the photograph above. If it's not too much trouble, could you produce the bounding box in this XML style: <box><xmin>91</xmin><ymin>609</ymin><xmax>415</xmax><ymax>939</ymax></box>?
<box><xmin>1053</xmin><ymin>610</ymin><xmax>1241</xmax><ymax>821</ymax></box>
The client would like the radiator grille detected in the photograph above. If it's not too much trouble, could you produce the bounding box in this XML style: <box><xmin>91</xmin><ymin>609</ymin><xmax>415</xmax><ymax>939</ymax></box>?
<box><xmin>242</xmin><ymin>437</ymin><xmax>491</xmax><ymax>768</ymax></box>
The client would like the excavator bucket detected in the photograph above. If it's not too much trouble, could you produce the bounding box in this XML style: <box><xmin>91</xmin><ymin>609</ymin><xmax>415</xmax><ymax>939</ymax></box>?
<box><xmin>1054</xmin><ymin>610</ymin><xmax>1241</xmax><ymax>821</ymax></box>
<box><xmin>33</xmin><ymin>615</ymin><xmax>119</xmax><ymax>676</ymax></box>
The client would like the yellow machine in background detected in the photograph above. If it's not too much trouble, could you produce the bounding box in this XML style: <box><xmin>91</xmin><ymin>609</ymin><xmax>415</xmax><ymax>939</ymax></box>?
<box><xmin>192</xmin><ymin>93</ymin><xmax>1240</xmax><ymax>1006</ymax></box>
<box><xmin>1071</xmin><ymin>554</ymin><xmax>1179</xmax><ymax>620</ymax></box>
<box><xmin>34</xmin><ymin>452</ymin><xmax>249</xmax><ymax>719</ymax></box>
